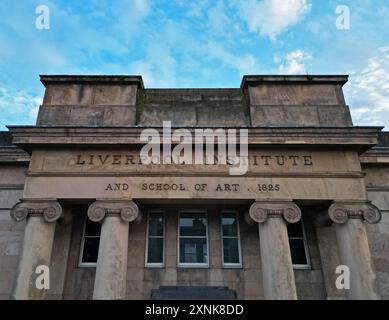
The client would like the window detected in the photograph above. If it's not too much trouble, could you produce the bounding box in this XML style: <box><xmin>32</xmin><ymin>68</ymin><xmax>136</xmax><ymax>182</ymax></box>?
<box><xmin>79</xmin><ymin>217</ymin><xmax>101</xmax><ymax>267</ymax></box>
<box><xmin>287</xmin><ymin>220</ymin><xmax>310</xmax><ymax>269</ymax></box>
<box><xmin>221</xmin><ymin>212</ymin><xmax>241</xmax><ymax>267</ymax></box>
<box><xmin>178</xmin><ymin>212</ymin><xmax>208</xmax><ymax>267</ymax></box>
<box><xmin>146</xmin><ymin>211</ymin><xmax>165</xmax><ymax>267</ymax></box>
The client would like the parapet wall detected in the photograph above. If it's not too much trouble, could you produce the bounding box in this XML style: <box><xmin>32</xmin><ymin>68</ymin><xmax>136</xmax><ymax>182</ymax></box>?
<box><xmin>36</xmin><ymin>75</ymin><xmax>353</xmax><ymax>127</ymax></box>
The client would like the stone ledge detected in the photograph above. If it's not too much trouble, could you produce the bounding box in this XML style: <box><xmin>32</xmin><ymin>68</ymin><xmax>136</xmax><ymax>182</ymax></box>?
<box><xmin>40</xmin><ymin>75</ymin><xmax>144</xmax><ymax>88</ymax></box>
<box><xmin>0</xmin><ymin>147</ymin><xmax>30</xmax><ymax>163</ymax></box>
<box><xmin>241</xmin><ymin>75</ymin><xmax>349</xmax><ymax>88</ymax></box>
<box><xmin>7</xmin><ymin>126</ymin><xmax>382</xmax><ymax>153</ymax></box>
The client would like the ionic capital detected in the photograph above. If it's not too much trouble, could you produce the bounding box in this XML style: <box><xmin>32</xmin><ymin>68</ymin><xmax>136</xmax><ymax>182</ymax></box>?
<box><xmin>87</xmin><ymin>199</ymin><xmax>139</xmax><ymax>223</ymax></box>
<box><xmin>328</xmin><ymin>201</ymin><xmax>381</xmax><ymax>225</ymax></box>
<box><xmin>249</xmin><ymin>200</ymin><xmax>302</xmax><ymax>224</ymax></box>
<box><xmin>10</xmin><ymin>199</ymin><xmax>63</xmax><ymax>223</ymax></box>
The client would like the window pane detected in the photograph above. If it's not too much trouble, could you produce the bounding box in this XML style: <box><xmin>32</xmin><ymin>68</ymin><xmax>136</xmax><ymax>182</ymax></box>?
<box><xmin>84</xmin><ymin>219</ymin><xmax>101</xmax><ymax>237</ymax></box>
<box><xmin>147</xmin><ymin>238</ymin><xmax>163</xmax><ymax>264</ymax></box>
<box><xmin>179</xmin><ymin>214</ymin><xmax>207</xmax><ymax>237</ymax></box>
<box><xmin>149</xmin><ymin>213</ymin><xmax>164</xmax><ymax>237</ymax></box>
<box><xmin>223</xmin><ymin>238</ymin><xmax>240</xmax><ymax>264</ymax></box>
<box><xmin>179</xmin><ymin>238</ymin><xmax>207</xmax><ymax>263</ymax></box>
<box><xmin>82</xmin><ymin>237</ymin><xmax>100</xmax><ymax>263</ymax></box>
<box><xmin>222</xmin><ymin>214</ymin><xmax>238</xmax><ymax>237</ymax></box>
<box><xmin>289</xmin><ymin>239</ymin><xmax>308</xmax><ymax>265</ymax></box>
<box><xmin>287</xmin><ymin>221</ymin><xmax>303</xmax><ymax>238</ymax></box>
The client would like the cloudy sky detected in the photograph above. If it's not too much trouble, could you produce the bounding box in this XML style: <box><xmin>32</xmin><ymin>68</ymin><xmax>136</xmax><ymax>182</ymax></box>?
<box><xmin>0</xmin><ymin>0</ymin><xmax>388</xmax><ymax>130</ymax></box>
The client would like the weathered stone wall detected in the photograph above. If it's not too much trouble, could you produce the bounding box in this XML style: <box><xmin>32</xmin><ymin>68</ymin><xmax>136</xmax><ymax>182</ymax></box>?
<box><xmin>137</xmin><ymin>89</ymin><xmax>249</xmax><ymax>126</ymax></box>
<box><xmin>0</xmin><ymin>164</ymin><xmax>27</xmax><ymax>299</ymax></box>
<box><xmin>37</xmin><ymin>76</ymin><xmax>142</xmax><ymax>126</ymax></box>
<box><xmin>363</xmin><ymin>166</ymin><xmax>389</xmax><ymax>299</ymax></box>
<box><xmin>246</xmin><ymin>83</ymin><xmax>352</xmax><ymax>126</ymax></box>
<box><xmin>36</xmin><ymin>75</ymin><xmax>352</xmax><ymax>128</ymax></box>
<box><xmin>61</xmin><ymin>205</ymin><xmax>325</xmax><ymax>300</ymax></box>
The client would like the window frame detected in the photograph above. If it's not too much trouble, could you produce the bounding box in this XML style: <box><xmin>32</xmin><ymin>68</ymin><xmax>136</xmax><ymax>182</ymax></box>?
<box><xmin>177</xmin><ymin>210</ymin><xmax>209</xmax><ymax>268</ymax></box>
<box><xmin>145</xmin><ymin>210</ymin><xmax>166</xmax><ymax>268</ymax></box>
<box><xmin>220</xmin><ymin>211</ymin><xmax>242</xmax><ymax>268</ymax></box>
<box><xmin>79</xmin><ymin>216</ymin><xmax>100</xmax><ymax>268</ymax></box>
<box><xmin>289</xmin><ymin>219</ymin><xmax>311</xmax><ymax>270</ymax></box>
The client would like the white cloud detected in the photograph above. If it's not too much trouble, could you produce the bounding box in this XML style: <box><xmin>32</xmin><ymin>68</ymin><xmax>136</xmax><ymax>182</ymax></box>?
<box><xmin>0</xmin><ymin>0</ymin><xmax>153</xmax><ymax>129</ymax></box>
<box><xmin>0</xmin><ymin>0</ymin><xmax>152</xmax><ymax>79</ymax></box>
<box><xmin>116</xmin><ymin>0</ymin><xmax>150</xmax><ymax>38</ymax></box>
<box><xmin>235</xmin><ymin>0</ymin><xmax>311</xmax><ymax>39</ymax></box>
<box><xmin>129</xmin><ymin>22</ymin><xmax>180</xmax><ymax>87</ymax></box>
<box><xmin>0</xmin><ymin>86</ymin><xmax>43</xmax><ymax>129</ymax></box>
<box><xmin>207</xmin><ymin>43</ymin><xmax>260</xmax><ymax>75</ymax></box>
<box><xmin>277</xmin><ymin>50</ymin><xmax>311</xmax><ymax>74</ymax></box>
<box><xmin>353</xmin><ymin>48</ymin><xmax>389</xmax><ymax>112</ymax></box>
<box><xmin>208</xmin><ymin>1</ymin><xmax>230</xmax><ymax>34</ymax></box>
<box><xmin>130</xmin><ymin>59</ymin><xmax>155</xmax><ymax>86</ymax></box>
<box><xmin>346</xmin><ymin>47</ymin><xmax>389</xmax><ymax>127</ymax></box>
<box><xmin>182</xmin><ymin>1</ymin><xmax>208</xmax><ymax>18</ymax></box>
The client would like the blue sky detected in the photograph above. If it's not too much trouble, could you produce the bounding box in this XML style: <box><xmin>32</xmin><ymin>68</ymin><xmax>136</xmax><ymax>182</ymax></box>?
<box><xmin>0</xmin><ymin>0</ymin><xmax>388</xmax><ymax>130</ymax></box>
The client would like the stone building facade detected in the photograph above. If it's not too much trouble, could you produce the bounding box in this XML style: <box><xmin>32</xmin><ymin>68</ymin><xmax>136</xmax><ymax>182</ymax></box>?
<box><xmin>0</xmin><ymin>75</ymin><xmax>388</xmax><ymax>300</ymax></box>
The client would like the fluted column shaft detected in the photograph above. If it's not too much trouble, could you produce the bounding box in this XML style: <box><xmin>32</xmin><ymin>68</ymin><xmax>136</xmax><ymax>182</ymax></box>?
<box><xmin>328</xmin><ymin>201</ymin><xmax>381</xmax><ymax>300</ymax></box>
<box><xmin>87</xmin><ymin>199</ymin><xmax>139</xmax><ymax>300</ymax></box>
<box><xmin>249</xmin><ymin>200</ymin><xmax>301</xmax><ymax>300</ymax></box>
<box><xmin>10</xmin><ymin>199</ymin><xmax>63</xmax><ymax>300</ymax></box>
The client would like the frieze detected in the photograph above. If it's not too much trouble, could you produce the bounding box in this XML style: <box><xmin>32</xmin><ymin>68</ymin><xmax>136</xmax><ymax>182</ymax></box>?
<box><xmin>22</xmin><ymin>176</ymin><xmax>368</xmax><ymax>200</ymax></box>
<box><xmin>74</xmin><ymin>153</ymin><xmax>313</xmax><ymax>167</ymax></box>
<box><xmin>28</xmin><ymin>149</ymin><xmax>363</xmax><ymax>175</ymax></box>
<box><xmin>103</xmin><ymin>182</ymin><xmax>281</xmax><ymax>193</ymax></box>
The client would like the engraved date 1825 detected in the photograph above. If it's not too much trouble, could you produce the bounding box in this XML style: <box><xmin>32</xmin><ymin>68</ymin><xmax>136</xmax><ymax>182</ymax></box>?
<box><xmin>258</xmin><ymin>184</ymin><xmax>280</xmax><ymax>192</ymax></box>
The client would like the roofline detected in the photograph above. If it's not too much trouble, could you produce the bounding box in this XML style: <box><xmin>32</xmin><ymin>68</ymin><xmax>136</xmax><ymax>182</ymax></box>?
<box><xmin>240</xmin><ymin>75</ymin><xmax>349</xmax><ymax>89</ymax></box>
<box><xmin>39</xmin><ymin>74</ymin><xmax>349</xmax><ymax>90</ymax></box>
<box><xmin>6</xmin><ymin>125</ymin><xmax>384</xmax><ymax>130</ymax></box>
<box><xmin>40</xmin><ymin>75</ymin><xmax>144</xmax><ymax>89</ymax></box>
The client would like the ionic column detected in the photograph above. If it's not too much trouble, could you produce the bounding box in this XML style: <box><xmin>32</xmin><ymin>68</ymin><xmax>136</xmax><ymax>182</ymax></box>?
<box><xmin>87</xmin><ymin>199</ymin><xmax>139</xmax><ymax>300</ymax></box>
<box><xmin>249</xmin><ymin>200</ymin><xmax>301</xmax><ymax>300</ymax></box>
<box><xmin>10</xmin><ymin>199</ymin><xmax>63</xmax><ymax>300</ymax></box>
<box><xmin>328</xmin><ymin>201</ymin><xmax>381</xmax><ymax>300</ymax></box>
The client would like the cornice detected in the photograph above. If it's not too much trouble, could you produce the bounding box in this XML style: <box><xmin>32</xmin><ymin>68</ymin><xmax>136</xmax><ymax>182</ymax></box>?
<box><xmin>0</xmin><ymin>146</ymin><xmax>30</xmax><ymax>163</ymax></box>
<box><xmin>7</xmin><ymin>126</ymin><xmax>382</xmax><ymax>154</ymax></box>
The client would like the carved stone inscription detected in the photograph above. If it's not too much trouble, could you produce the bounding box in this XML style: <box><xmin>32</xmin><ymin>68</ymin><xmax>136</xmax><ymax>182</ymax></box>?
<box><xmin>23</xmin><ymin>176</ymin><xmax>367</xmax><ymax>200</ymax></box>
<box><xmin>30</xmin><ymin>148</ymin><xmax>360</xmax><ymax>175</ymax></box>
<box><xmin>105</xmin><ymin>182</ymin><xmax>280</xmax><ymax>193</ymax></box>
<box><xmin>29</xmin><ymin>149</ymin><xmax>362</xmax><ymax>174</ymax></box>
<box><xmin>74</xmin><ymin>153</ymin><xmax>313</xmax><ymax>167</ymax></box>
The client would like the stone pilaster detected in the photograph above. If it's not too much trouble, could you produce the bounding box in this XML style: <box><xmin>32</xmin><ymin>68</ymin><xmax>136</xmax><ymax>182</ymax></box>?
<box><xmin>249</xmin><ymin>200</ymin><xmax>301</xmax><ymax>300</ymax></box>
<box><xmin>87</xmin><ymin>199</ymin><xmax>139</xmax><ymax>300</ymax></box>
<box><xmin>328</xmin><ymin>201</ymin><xmax>381</xmax><ymax>300</ymax></box>
<box><xmin>10</xmin><ymin>199</ymin><xmax>63</xmax><ymax>300</ymax></box>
